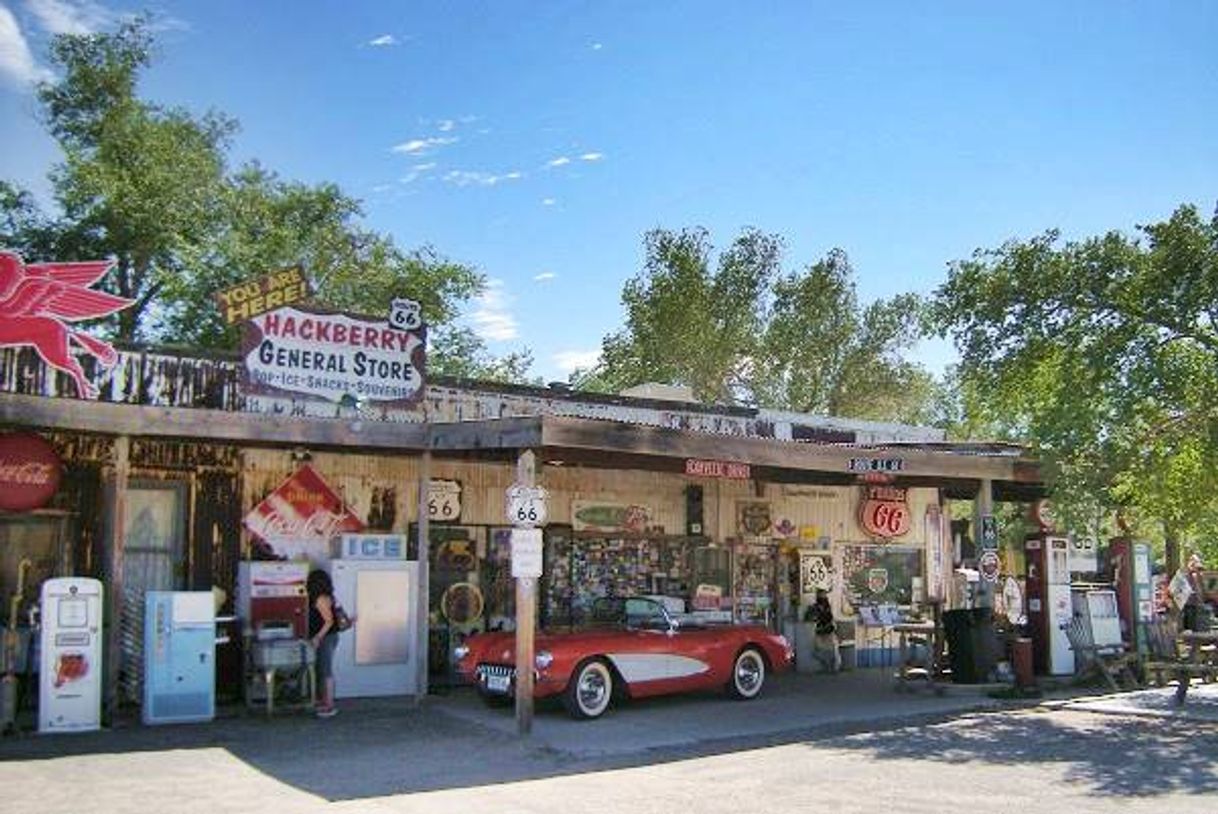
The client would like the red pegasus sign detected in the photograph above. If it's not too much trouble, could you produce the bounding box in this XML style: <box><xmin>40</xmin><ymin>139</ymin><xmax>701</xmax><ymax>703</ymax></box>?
<box><xmin>0</xmin><ymin>251</ymin><xmax>133</xmax><ymax>399</ymax></box>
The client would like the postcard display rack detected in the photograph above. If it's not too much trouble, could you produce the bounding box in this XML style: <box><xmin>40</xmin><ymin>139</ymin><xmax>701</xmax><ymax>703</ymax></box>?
<box><xmin>542</xmin><ymin>530</ymin><xmax>697</xmax><ymax>627</ymax></box>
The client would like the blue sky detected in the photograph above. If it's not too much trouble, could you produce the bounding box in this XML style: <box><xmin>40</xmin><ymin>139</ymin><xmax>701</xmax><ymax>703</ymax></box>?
<box><xmin>2</xmin><ymin>1</ymin><xmax>1216</xmax><ymax>384</ymax></box>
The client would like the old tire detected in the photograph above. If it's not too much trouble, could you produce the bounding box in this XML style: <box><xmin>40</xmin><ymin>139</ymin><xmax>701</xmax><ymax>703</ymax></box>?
<box><xmin>728</xmin><ymin>647</ymin><xmax>766</xmax><ymax>700</ymax></box>
<box><xmin>563</xmin><ymin>658</ymin><xmax>614</xmax><ymax>719</ymax></box>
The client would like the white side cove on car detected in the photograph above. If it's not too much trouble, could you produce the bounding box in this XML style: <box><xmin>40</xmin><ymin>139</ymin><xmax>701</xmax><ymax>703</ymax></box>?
<box><xmin>606</xmin><ymin>652</ymin><xmax>710</xmax><ymax>682</ymax></box>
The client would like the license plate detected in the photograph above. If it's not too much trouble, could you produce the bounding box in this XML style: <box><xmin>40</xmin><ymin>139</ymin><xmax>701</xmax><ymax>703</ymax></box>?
<box><xmin>486</xmin><ymin>673</ymin><xmax>511</xmax><ymax>693</ymax></box>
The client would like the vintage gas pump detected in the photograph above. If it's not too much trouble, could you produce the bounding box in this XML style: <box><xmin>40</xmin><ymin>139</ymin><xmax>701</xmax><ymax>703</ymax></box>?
<box><xmin>1024</xmin><ymin>533</ymin><xmax>1074</xmax><ymax>675</ymax></box>
<box><xmin>1108</xmin><ymin>536</ymin><xmax>1153</xmax><ymax>654</ymax></box>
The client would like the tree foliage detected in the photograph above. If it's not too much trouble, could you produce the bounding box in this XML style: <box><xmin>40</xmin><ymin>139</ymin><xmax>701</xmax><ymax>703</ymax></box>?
<box><xmin>583</xmin><ymin>227</ymin><xmax>933</xmax><ymax>422</ymax></box>
<box><xmin>2</xmin><ymin>19</ymin><xmax>527</xmax><ymax>381</ymax></box>
<box><xmin>929</xmin><ymin>203</ymin><xmax>1218</xmax><ymax>566</ymax></box>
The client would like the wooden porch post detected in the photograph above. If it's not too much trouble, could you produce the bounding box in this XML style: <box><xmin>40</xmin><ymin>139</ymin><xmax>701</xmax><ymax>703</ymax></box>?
<box><xmin>105</xmin><ymin>435</ymin><xmax>129</xmax><ymax>723</ymax></box>
<box><xmin>414</xmin><ymin>449</ymin><xmax>431</xmax><ymax>702</ymax></box>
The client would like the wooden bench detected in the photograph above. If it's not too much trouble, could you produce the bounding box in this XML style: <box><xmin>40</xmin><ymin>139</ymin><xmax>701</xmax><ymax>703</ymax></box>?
<box><xmin>1061</xmin><ymin>616</ymin><xmax>1139</xmax><ymax>692</ymax></box>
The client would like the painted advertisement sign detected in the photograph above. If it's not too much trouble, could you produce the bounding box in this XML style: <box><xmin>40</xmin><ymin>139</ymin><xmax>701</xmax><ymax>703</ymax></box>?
<box><xmin>240</xmin><ymin>302</ymin><xmax>426</xmax><ymax>405</ymax></box>
<box><xmin>244</xmin><ymin>464</ymin><xmax>365</xmax><ymax>560</ymax></box>
<box><xmin>0</xmin><ymin>252</ymin><xmax>134</xmax><ymax>399</ymax></box>
<box><xmin>0</xmin><ymin>432</ymin><xmax>62</xmax><ymax>511</ymax></box>
<box><xmin>215</xmin><ymin>266</ymin><xmax>310</xmax><ymax>325</ymax></box>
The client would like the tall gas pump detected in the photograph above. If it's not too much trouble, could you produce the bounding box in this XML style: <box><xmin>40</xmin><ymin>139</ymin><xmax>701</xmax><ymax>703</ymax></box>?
<box><xmin>1024</xmin><ymin>534</ymin><xmax>1074</xmax><ymax>675</ymax></box>
<box><xmin>1108</xmin><ymin>536</ymin><xmax>1153</xmax><ymax>654</ymax></box>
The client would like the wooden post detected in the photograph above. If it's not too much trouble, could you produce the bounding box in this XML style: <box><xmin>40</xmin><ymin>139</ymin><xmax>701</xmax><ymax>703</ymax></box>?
<box><xmin>515</xmin><ymin>450</ymin><xmax>537</xmax><ymax>736</ymax></box>
<box><xmin>414</xmin><ymin>449</ymin><xmax>431</xmax><ymax>702</ymax></box>
<box><xmin>975</xmin><ymin>478</ymin><xmax>995</xmax><ymax>608</ymax></box>
<box><xmin>105</xmin><ymin>435</ymin><xmax>130</xmax><ymax>723</ymax></box>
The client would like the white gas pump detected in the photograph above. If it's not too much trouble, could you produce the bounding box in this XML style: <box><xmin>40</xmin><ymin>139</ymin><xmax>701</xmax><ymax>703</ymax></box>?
<box><xmin>39</xmin><ymin>577</ymin><xmax>103</xmax><ymax>733</ymax></box>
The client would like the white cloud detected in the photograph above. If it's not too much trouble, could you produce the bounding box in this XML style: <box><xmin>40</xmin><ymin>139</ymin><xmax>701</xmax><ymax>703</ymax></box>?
<box><xmin>437</xmin><ymin>119</ymin><xmax>455</xmax><ymax>132</ymax></box>
<box><xmin>368</xmin><ymin>34</ymin><xmax>397</xmax><ymax>47</ymax></box>
<box><xmin>590</xmin><ymin>42</ymin><xmax>603</xmax><ymax>51</ymax></box>
<box><xmin>391</xmin><ymin>136</ymin><xmax>457</xmax><ymax>155</ymax></box>
<box><xmin>471</xmin><ymin>280</ymin><xmax>518</xmax><ymax>341</ymax></box>
<box><xmin>442</xmin><ymin>169</ymin><xmax>524</xmax><ymax>187</ymax></box>
<box><xmin>546</xmin><ymin>156</ymin><xmax>571</xmax><ymax>168</ymax></box>
<box><xmin>541</xmin><ymin>198</ymin><xmax>556</xmax><ymax>206</ymax></box>
<box><xmin>580</xmin><ymin>152</ymin><xmax>604</xmax><ymax>162</ymax></box>
<box><xmin>553</xmin><ymin>349</ymin><xmax>600</xmax><ymax>374</ymax></box>
<box><xmin>412</xmin><ymin>161</ymin><xmax>437</xmax><ymax>171</ymax></box>
<box><xmin>533</xmin><ymin>271</ymin><xmax>556</xmax><ymax>281</ymax></box>
<box><xmin>26</xmin><ymin>0</ymin><xmax>120</xmax><ymax>36</ymax></box>
<box><xmin>0</xmin><ymin>6</ymin><xmax>52</xmax><ymax>87</ymax></box>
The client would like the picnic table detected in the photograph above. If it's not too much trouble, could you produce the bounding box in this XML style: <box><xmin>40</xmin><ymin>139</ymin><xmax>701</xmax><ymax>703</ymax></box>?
<box><xmin>1142</xmin><ymin>620</ymin><xmax>1218</xmax><ymax>704</ymax></box>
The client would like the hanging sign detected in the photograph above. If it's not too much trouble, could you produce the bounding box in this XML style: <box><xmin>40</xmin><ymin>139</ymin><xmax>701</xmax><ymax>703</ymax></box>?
<box><xmin>244</xmin><ymin>464</ymin><xmax>365</xmax><ymax>557</ymax></box>
<box><xmin>685</xmin><ymin>458</ymin><xmax>751</xmax><ymax>479</ymax></box>
<box><xmin>240</xmin><ymin>301</ymin><xmax>426</xmax><ymax>405</ymax></box>
<box><xmin>848</xmin><ymin>457</ymin><xmax>905</xmax><ymax>474</ymax></box>
<box><xmin>215</xmin><ymin>266</ymin><xmax>310</xmax><ymax>325</ymax></box>
<box><xmin>0</xmin><ymin>432</ymin><xmax>62</xmax><ymax>512</ymax></box>
<box><xmin>571</xmin><ymin>500</ymin><xmax>650</xmax><ymax>533</ymax></box>
<box><xmin>857</xmin><ymin>485</ymin><xmax>911</xmax><ymax>539</ymax></box>
<box><xmin>510</xmin><ymin>528</ymin><xmax>543</xmax><ymax>578</ymax></box>
<box><xmin>0</xmin><ymin>252</ymin><xmax>134</xmax><ymax>399</ymax></box>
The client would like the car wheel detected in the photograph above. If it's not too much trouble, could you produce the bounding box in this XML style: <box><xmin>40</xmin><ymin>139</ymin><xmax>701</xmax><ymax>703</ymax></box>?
<box><xmin>728</xmin><ymin>647</ymin><xmax>766</xmax><ymax>700</ymax></box>
<box><xmin>563</xmin><ymin>658</ymin><xmax>614</xmax><ymax>719</ymax></box>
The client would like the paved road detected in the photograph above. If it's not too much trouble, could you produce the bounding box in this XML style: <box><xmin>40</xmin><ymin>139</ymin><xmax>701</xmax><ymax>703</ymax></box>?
<box><xmin>2</xmin><ymin>675</ymin><xmax>1216</xmax><ymax>813</ymax></box>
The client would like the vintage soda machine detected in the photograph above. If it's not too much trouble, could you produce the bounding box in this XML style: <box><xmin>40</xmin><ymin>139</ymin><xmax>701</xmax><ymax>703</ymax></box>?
<box><xmin>143</xmin><ymin>591</ymin><xmax>216</xmax><ymax>725</ymax></box>
<box><xmin>329</xmin><ymin>533</ymin><xmax>419</xmax><ymax>698</ymax></box>
<box><xmin>236</xmin><ymin>561</ymin><xmax>310</xmax><ymax>639</ymax></box>
<box><xmin>1024</xmin><ymin>534</ymin><xmax>1074</xmax><ymax>675</ymax></box>
<box><xmin>1108</xmin><ymin>537</ymin><xmax>1154</xmax><ymax>654</ymax></box>
<box><xmin>39</xmin><ymin>577</ymin><xmax>103</xmax><ymax>733</ymax></box>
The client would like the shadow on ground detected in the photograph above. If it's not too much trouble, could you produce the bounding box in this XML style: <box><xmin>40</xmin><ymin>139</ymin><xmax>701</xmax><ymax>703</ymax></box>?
<box><xmin>2</xmin><ymin>681</ymin><xmax>1215</xmax><ymax>802</ymax></box>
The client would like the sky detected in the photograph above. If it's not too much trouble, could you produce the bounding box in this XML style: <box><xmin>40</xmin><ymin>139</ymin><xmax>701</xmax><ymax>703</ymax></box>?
<box><xmin>2</xmin><ymin>1</ymin><xmax>1216</xmax><ymax>385</ymax></box>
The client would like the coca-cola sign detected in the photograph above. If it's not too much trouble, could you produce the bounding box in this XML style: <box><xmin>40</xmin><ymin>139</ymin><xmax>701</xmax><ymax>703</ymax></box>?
<box><xmin>858</xmin><ymin>485</ymin><xmax>911</xmax><ymax>539</ymax></box>
<box><xmin>0</xmin><ymin>432</ymin><xmax>62</xmax><ymax>511</ymax></box>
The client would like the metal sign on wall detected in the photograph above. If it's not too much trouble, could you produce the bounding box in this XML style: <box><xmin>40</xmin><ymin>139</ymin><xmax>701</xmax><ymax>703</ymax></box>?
<box><xmin>240</xmin><ymin>301</ymin><xmax>426</xmax><ymax>405</ymax></box>
<box><xmin>0</xmin><ymin>252</ymin><xmax>134</xmax><ymax>399</ymax></box>
<box><xmin>0</xmin><ymin>432</ymin><xmax>62</xmax><ymax>512</ymax></box>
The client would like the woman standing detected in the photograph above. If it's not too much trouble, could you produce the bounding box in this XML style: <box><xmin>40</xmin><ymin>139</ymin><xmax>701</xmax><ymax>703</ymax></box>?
<box><xmin>307</xmin><ymin>569</ymin><xmax>340</xmax><ymax>717</ymax></box>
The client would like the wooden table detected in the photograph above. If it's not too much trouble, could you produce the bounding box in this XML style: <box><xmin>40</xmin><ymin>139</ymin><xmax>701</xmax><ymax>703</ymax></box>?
<box><xmin>891</xmin><ymin>622</ymin><xmax>943</xmax><ymax>692</ymax></box>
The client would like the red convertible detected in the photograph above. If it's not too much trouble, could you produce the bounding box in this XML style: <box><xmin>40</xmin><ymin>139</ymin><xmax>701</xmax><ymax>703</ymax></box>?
<box><xmin>453</xmin><ymin>596</ymin><xmax>793</xmax><ymax>719</ymax></box>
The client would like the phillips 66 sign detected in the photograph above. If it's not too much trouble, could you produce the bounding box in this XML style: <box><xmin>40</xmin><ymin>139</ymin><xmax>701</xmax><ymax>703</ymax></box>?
<box><xmin>858</xmin><ymin>485</ymin><xmax>911</xmax><ymax>539</ymax></box>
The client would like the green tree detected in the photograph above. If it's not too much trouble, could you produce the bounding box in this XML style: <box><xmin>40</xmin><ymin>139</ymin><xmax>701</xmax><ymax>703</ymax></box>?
<box><xmin>37</xmin><ymin>18</ymin><xmax>234</xmax><ymax>341</ymax></box>
<box><xmin>583</xmin><ymin>227</ymin><xmax>933</xmax><ymax>422</ymax></box>
<box><xmin>928</xmin><ymin>203</ymin><xmax>1218</xmax><ymax>568</ymax></box>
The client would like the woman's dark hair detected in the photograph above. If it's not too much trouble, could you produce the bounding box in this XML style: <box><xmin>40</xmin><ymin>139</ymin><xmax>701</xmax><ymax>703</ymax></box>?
<box><xmin>307</xmin><ymin>568</ymin><xmax>333</xmax><ymax>597</ymax></box>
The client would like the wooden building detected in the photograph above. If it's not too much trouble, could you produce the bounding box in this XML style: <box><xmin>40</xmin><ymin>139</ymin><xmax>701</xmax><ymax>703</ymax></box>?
<box><xmin>0</xmin><ymin>344</ymin><xmax>1041</xmax><ymax>713</ymax></box>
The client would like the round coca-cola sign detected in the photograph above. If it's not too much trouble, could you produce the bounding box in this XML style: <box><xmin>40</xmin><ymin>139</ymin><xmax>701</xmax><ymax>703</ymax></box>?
<box><xmin>858</xmin><ymin>485</ymin><xmax>911</xmax><ymax>539</ymax></box>
<box><xmin>0</xmin><ymin>432</ymin><xmax>62</xmax><ymax>512</ymax></box>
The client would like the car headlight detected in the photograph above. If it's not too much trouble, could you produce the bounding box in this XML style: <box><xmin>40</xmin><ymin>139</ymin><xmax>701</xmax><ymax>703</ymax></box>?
<box><xmin>453</xmin><ymin>644</ymin><xmax>470</xmax><ymax>661</ymax></box>
<box><xmin>535</xmin><ymin>650</ymin><xmax>554</xmax><ymax>670</ymax></box>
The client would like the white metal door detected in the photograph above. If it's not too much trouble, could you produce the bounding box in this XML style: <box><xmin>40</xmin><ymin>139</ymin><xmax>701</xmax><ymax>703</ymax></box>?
<box><xmin>330</xmin><ymin>560</ymin><xmax>419</xmax><ymax>697</ymax></box>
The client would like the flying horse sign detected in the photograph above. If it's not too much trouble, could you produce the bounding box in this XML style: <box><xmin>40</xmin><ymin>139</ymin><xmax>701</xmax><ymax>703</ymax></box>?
<box><xmin>0</xmin><ymin>252</ymin><xmax>133</xmax><ymax>399</ymax></box>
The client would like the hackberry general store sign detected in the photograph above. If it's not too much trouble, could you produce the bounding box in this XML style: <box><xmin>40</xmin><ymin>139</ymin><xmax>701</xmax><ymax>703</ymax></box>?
<box><xmin>240</xmin><ymin>300</ymin><xmax>426</xmax><ymax>405</ymax></box>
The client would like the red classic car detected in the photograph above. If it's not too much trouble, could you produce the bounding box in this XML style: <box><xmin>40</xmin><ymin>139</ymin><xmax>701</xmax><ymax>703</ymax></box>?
<box><xmin>453</xmin><ymin>596</ymin><xmax>793</xmax><ymax>719</ymax></box>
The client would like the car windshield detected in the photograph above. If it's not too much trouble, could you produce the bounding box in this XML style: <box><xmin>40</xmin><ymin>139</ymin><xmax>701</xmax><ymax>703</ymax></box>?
<box><xmin>585</xmin><ymin>597</ymin><xmax>670</xmax><ymax>630</ymax></box>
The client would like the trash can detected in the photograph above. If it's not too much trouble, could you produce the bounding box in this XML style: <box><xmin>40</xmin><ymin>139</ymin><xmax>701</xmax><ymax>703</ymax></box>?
<box><xmin>1011</xmin><ymin>637</ymin><xmax>1034</xmax><ymax>689</ymax></box>
<box><xmin>943</xmin><ymin>608</ymin><xmax>999</xmax><ymax>683</ymax></box>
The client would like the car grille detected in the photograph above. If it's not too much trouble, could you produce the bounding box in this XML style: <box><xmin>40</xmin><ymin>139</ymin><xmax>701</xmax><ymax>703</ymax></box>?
<box><xmin>477</xmin><ymin>663</ymin><xmax>516</xmax><ymax>679</ymax></box>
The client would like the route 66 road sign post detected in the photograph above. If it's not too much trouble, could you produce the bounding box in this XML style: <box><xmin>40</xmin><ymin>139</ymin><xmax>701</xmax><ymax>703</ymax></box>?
<box><xmin>508</xmin><ymin>451</ymin><xmax>545</xmax><ymax>735</ymax></box>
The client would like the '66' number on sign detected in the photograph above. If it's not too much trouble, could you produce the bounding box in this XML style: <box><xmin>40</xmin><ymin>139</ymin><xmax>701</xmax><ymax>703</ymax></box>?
<box><xmin>506</xmin><ymin>484</ymin><xmax>548</xmax><ymax>528</ymax></box>
<box><xmin>858</xmin><ymin>485</ymin><xmax>911</xmax><ymax>539</ymax></box>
